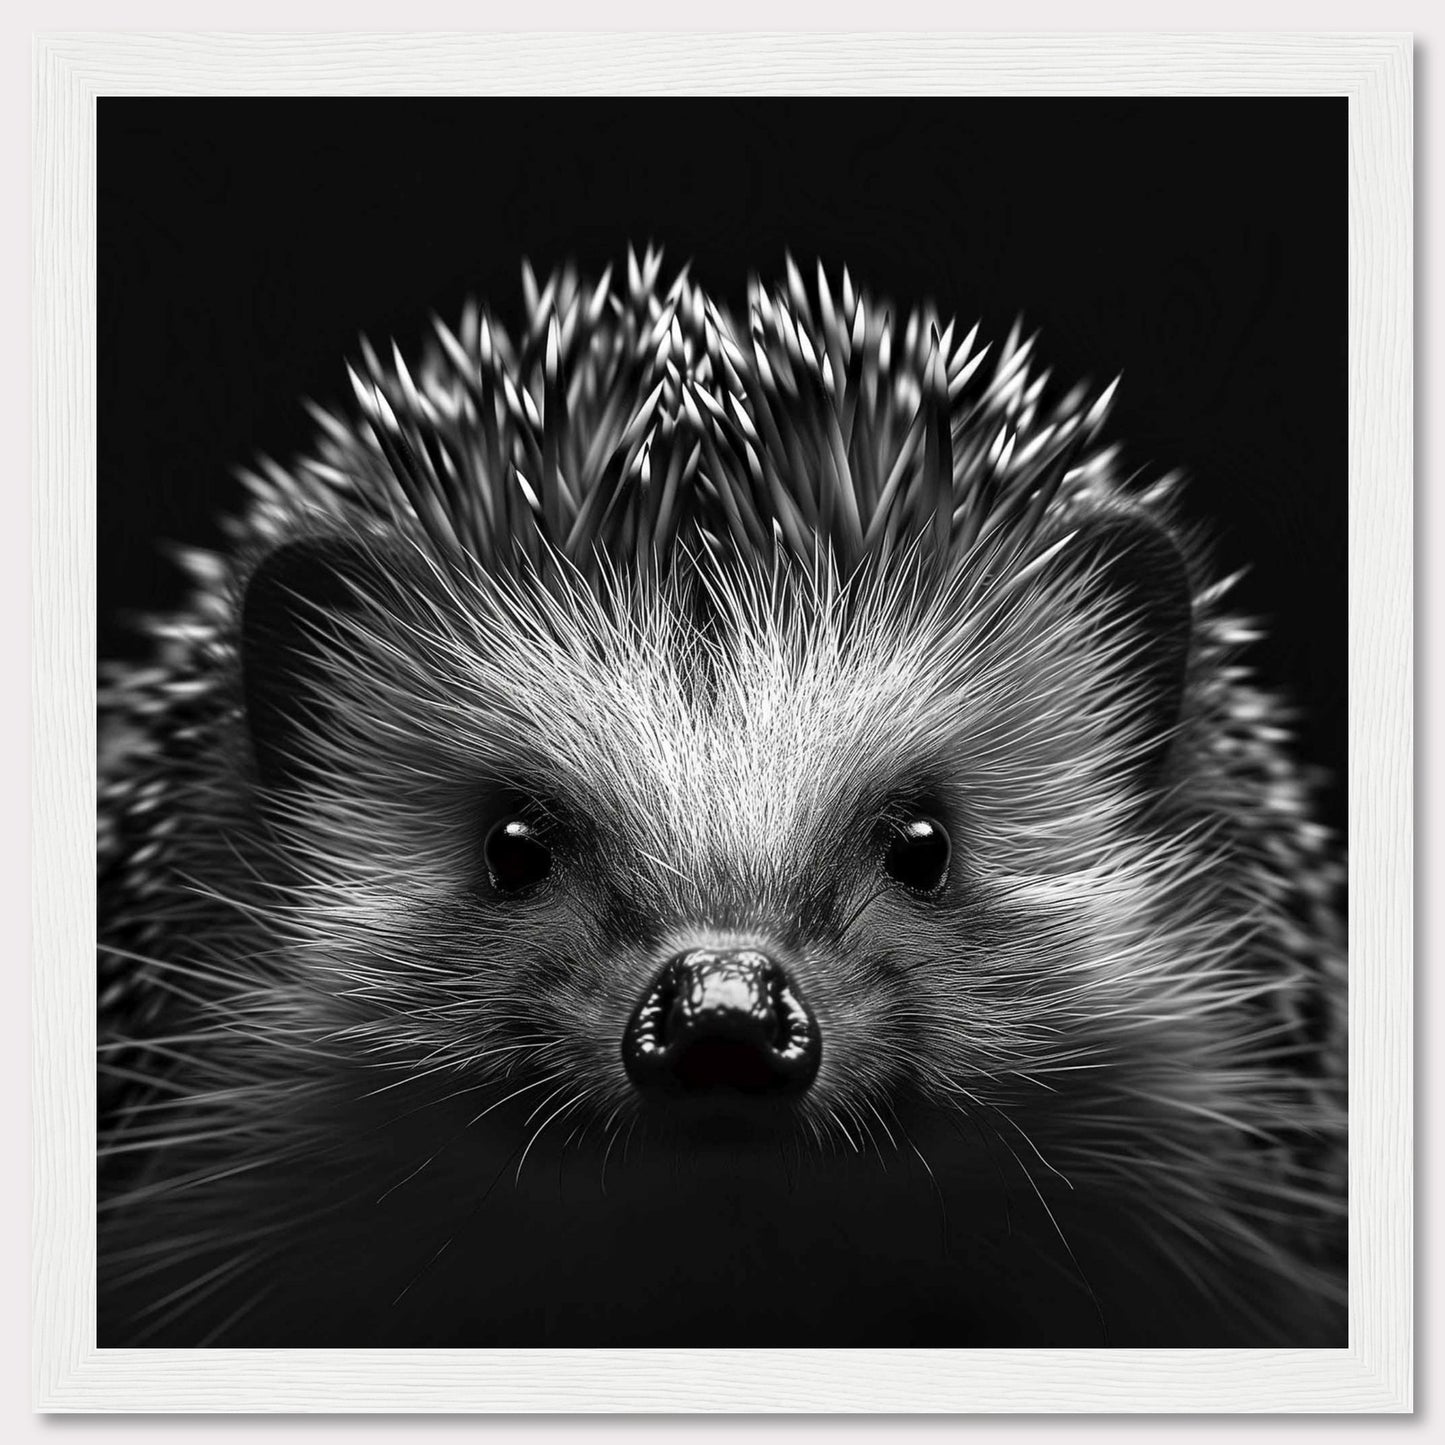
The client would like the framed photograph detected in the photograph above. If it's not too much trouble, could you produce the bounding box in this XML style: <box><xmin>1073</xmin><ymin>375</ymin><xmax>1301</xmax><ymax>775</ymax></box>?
<box><xmin>34</xmin><ymin>32</ymin><xmax>1412</xmax><ymax>1411</ymax></box>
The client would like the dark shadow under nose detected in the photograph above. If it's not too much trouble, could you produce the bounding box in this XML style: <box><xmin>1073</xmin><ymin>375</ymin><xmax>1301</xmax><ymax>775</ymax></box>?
<box><xmin>622</xmin><ymin>948</ymin><xmax>821</xmax><ymax>1100</ymax></box>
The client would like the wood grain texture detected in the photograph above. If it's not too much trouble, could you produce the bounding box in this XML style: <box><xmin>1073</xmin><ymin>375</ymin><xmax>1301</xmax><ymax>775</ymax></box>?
<box><xmin>32</xmin><ymin>31</ymin><xmax>1413</xmax><ymax>1412</ymax></box>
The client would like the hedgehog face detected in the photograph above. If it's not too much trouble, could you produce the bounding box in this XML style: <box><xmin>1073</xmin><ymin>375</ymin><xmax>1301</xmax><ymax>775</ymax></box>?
<box><xmin>238</xmin><ymin>527</ymin><xmax>1205</xmax><ymax>1158</ymax></box>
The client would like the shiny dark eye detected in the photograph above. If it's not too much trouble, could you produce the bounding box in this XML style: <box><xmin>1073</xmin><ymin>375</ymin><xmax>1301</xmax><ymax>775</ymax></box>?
<box><xmin>484</xmin><ymin>817</ymin><xmax>552</xmax><ymax>892</ymax></box>
<box><xmin>884</xmin><ymin>816</ymin><xmax>951</xmax><ymax>894</ymax></box>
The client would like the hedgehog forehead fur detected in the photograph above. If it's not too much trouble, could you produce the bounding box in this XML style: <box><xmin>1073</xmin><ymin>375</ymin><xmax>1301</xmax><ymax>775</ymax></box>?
<box><xmin>288</xmin><ymin>541</ymin><xmax>1169</xmax><ymax>909</ymax></box>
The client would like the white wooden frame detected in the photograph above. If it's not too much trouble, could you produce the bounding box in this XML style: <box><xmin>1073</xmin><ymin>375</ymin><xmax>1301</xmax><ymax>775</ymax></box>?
<box><xmin>32</xmin><ymin>32</ymin><xmax>1413</xmax><ymax>1412</ymax></box>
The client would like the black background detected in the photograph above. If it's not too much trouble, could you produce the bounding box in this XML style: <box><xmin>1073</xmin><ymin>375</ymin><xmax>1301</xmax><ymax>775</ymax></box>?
<box><xmin>97</xmin><ymin>97</ymin><xmax>1347</xmax><ymax>832</ymax></box>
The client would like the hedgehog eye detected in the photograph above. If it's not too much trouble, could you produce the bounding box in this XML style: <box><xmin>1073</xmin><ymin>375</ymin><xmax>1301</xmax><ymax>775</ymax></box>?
<box><xmin>884</xmin><ymin>816</ymin><xmax>951</xmax><ymax>894</ymax></box>
<box><xmin>484</xmin><ymin>817</ymin><xmax>552</xmax><ymax>893</ymax></box>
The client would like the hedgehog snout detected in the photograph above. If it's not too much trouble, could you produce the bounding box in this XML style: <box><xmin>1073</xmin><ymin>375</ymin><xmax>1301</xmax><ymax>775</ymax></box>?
<box><xmin>621</xmin><ymin>948</ymin><xmax>820</xmax><ymax>1101</ymax></box>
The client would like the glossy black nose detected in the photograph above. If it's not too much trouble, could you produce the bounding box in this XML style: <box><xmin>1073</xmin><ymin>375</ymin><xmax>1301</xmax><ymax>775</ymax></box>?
<box><xmin>622</xmin><ymin>949</ymin><xmax>820</xmax><ymax>1099</ymax></box>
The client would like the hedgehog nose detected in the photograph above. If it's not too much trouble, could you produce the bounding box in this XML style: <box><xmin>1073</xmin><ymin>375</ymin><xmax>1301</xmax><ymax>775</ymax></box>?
<box><xmin>622</xmin><ymin>949</ymin><xmax>820</xmax><ymax>1099</ymax></box>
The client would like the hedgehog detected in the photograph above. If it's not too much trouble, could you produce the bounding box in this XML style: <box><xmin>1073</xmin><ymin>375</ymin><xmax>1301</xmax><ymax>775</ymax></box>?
<box><xmin>97</xmin><ymin>247</ymin><xmax>1347</xmax><ymax>1348</ymax></box>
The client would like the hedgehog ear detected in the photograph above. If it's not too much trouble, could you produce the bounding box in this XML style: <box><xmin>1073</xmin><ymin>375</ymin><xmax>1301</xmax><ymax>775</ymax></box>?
<box><xmin>1064</xmin><ymin>512</ymin><xmax>1193</xmax><ymax>783</ymax></box>
<box><xmin>241</xmin><ymin>535</ymin><xmax>401</xmax><ymax>789</ymax></box>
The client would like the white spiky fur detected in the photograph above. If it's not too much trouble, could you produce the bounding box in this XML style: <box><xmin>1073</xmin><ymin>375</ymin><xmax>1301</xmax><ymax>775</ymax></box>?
<box><xmin>97</xmin><ymin>249</ymin><xmax>1346</xmax><ymax>1347</ymax></box>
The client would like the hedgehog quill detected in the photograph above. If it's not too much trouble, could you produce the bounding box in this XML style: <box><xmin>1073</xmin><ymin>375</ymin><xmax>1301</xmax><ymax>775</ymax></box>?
<box><xmin>97</xmin><ymin>249</ymin><xmax>1346</xmax><ymax>1347</ymax></box>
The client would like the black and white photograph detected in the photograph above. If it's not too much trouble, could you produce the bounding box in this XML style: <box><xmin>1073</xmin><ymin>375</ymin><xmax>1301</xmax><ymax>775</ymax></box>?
<box><xmin>93</xmin><ymin>94</ymin><xmax>1351</xmax><ymax>1353</ymax></box>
